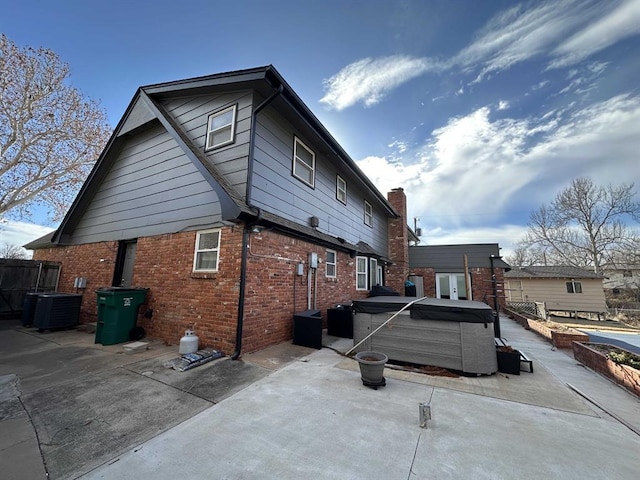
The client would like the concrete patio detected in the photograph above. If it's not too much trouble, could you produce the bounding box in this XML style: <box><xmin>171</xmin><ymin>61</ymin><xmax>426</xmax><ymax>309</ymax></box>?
<box><xmin>1</xmin><ymin>314</ymin><xmax>640</xmax><ymax>479</ymax></box>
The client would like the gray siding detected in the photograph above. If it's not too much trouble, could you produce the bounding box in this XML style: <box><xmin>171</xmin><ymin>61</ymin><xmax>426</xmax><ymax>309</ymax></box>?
<box><xmin>409</xmin><ymin>244</ymin><xmax>504</xmax><ymax>271</ymax></box>
<box><xmin>161</xmin><ymin>91</ymin><xmax>253</xmax><ymax>198</ymax></box>
<box><xmin>70</xmin><ymin>124</ymin><xmax>224</xmax><ymax>244</ymax></box>
<box><xmin>251</xmin><ymin>106</ymin><xmax>389</xmax><ymax>254</ymax></box>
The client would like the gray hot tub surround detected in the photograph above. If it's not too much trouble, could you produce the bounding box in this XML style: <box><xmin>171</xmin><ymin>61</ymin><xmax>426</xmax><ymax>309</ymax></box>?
<box><xmin>352</xmin><ymin>297</ymin><xmax>498</xmax><ymax>375</ymax></box>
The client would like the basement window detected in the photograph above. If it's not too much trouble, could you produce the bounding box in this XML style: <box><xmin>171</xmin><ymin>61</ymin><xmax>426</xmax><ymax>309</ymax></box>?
<box><xmin>566</xmin><ymin>280</ymin><xmax>582</xmax><ymax>294</ymax></box>
<box><xmin>326</xmin><ymin>249</ymin><xmax>336</xmax><ymax>278</ymax></box>
<box><xmin>205</xmin><ymin>105</ymin><xmax>236</xmax><ymax>150</ymax></box>
<box><xmin>292</xmin><ymin>137</ymin><xmax>315</xmax><ymax>187</ymax></box>
<box><xmin>193</xmin><ymin>229</ymin><xmax>221</xmax><ymax>272</ymax></box>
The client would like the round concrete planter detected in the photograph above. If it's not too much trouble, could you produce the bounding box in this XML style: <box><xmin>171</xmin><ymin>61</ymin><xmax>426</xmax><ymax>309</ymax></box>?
<box><xmin>355</xmin><ymin>351</ymin><xmax>388</xmax><ymax>387</ymax></box>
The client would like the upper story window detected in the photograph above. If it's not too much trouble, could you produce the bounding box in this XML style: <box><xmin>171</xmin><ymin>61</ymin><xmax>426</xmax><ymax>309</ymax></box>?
<box><xmin>206</xmin><ymin>105</ymin><xmax>236</xmax><ymax>150</ymax></box>
<box><xmin>292</xmin><ymin>137</ymin><xmax>315</xmax><ymax>187</ymax></box>
<box><xmin>326</xmin><ymin>249</ymin><xmax>337</xmax><ymax>278</ymax></box>
<box><xmin>364</xmin><ymin>200</ymin><xmax>373</xmax><ymax>227</ymax></box>
<box><xmin>336</xmin><ymin>175</ymin><xmax>347</xmax><ymax>204</ymax></box>
<box><xmin>193</xmin><ymin>229</ymin><xmax>221</xmax><ymax>272</ymax></box>
<box><xmin>566</xmin><ymin>280</ymin><xmax>582</xmax><ymax>294</ymax></box>
<box><xmin>356</xmin><ymin>256</ymin><xmax>368</xmax><ymax>290</ymax></box>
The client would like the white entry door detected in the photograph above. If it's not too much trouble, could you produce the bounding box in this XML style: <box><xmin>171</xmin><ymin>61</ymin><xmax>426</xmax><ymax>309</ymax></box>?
<box><xmin>436</xmin><ymin>273</ymin><xmax>469</xmax><ymax>300</ymax></box>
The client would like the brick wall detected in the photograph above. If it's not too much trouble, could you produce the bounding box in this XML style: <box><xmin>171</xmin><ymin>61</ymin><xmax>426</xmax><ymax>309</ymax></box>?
<box><xmin>407</xmin><ymin>266</ymin><xmax>506</xmax><ymax>310</ymax></box>
<box><xmin>386</xmin><ymin>188</ymin><xmax>409</xmax><ymax>293</ymax></box>
<box><xmin>241</xmin><ymin>230</ymin><xmax>367</xmax><ymax>353</ymax></box>
<box><xmin>33</xmin><ymin>241</ymin><xmax>119</xmax><ymax>324</ymax></box>
<box><xmin>408</xmin><ymin>267</ymin><xmax>436</xmax><ymax>296</ymax></box>
<box><xmin>32</xmin><ymin>226</ymin><xmax>368</xmax><ymax>355</ymax></box>
<box><xmin>572</xmin><ymin>342</ymin><xmax>640</xmax><ymax>398</ymax></box>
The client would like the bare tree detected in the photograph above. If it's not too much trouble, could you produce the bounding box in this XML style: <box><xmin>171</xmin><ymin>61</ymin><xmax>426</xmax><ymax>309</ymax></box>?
<box><xmin>504</xmin><ymin>243</ymin><xmax>548</xmax><ymax>267</ymax></box>
<box><xmin>523</xmin><ymin>177</ymin><xmax>640</xmax><ymax>273</ymax></box>
<box><xmin>0</xmin><ymin>242</ymin><xmax>28</xmax><ymax>259</ymax></box>
<box><xmin>0</xmin><ymin>35</ymin><xmax>111</xmax><ymax>222</ymax></box>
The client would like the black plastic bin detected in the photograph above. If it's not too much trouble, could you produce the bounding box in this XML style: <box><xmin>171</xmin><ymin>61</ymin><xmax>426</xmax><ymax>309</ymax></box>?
<box><xmin>33</xmin><ymin>293</ymin><xmax>82</xmax><ymax>331</ymax></box>
<box><xmin>327</xmin><ymin>305</ymin><xmax>353</xmax><ymax>339</ymax></box>
<box><xmin>292</xmin><ymin>309</ymin><xmax>322</xmax><ymax>349</ymax></box>
<box><xmin>22</xmin><ymin>292</ymin><xmax>42</xmax><ymax>327</ymax></box>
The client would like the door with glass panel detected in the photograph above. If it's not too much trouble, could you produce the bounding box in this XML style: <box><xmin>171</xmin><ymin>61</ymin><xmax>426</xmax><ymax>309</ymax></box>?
<box><xmin>436</xmin><ymin>273</ymin><xmax>468</xmax><ymax>300</ymax></box>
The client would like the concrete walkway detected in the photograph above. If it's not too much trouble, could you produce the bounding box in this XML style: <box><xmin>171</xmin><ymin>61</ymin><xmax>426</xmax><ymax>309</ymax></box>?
<box><xmin>0</xmin><ymin>320</ymin><xmax>275</xmax><ymax>479</ymax></box>
<box><xmin>80</xmin><ymin>316</ymin><xmax>640</xmax><ymax>480</ymax></box>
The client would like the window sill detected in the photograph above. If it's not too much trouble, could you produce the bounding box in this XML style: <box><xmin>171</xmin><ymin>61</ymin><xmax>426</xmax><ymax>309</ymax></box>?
<box><xmin>191</xmin><ymin>271</ymin><xmax>218</xmax><ymax>280</ymax></box>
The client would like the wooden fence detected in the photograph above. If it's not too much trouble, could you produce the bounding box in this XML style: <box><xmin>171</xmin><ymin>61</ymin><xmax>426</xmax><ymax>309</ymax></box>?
<box><xmin>0</xmin><ymin>259</ymin><xmax>60</xmax><ymax>315</ymax></box>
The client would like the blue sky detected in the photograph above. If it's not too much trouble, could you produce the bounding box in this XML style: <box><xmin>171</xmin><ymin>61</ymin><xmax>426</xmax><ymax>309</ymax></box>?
<box><xmin>2</xmin><ymin>0</ymin><xmax>639</xmax><ymax>256</ymax></box>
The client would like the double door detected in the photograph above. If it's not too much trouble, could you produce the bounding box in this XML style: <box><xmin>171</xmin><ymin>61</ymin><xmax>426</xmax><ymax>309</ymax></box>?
<box><xmin>436</xmin><ymin>273</ymin><xmax>469</xmax><ymax>300</ymax></box>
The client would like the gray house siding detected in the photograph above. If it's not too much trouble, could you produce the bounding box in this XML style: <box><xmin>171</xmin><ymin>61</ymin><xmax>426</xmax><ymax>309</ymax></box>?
<box><xmin>251</xmin><ymin>106</ymin><xmax>388</xmax><ymax>254</ymax></box>
<box><xmin>161</xmin><ymin>91</ymin><xmax>253</xmax><ymax>198</ymax></box>
<box><xmin>69</xmin><ymin>124</ymin><xmax>224</xmax><ymax>244</ymax></box>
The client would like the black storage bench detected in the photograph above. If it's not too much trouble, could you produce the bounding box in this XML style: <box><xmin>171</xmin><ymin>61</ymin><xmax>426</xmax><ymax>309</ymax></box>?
<box><xmin>292</xmin><ymin>309</ymin><xmax>322</xmax><ymax>349</ymax></box>
<box><xmin>327</xmin><ymin>304</ymin><xmax>354</xmax><ymax>339</ymax></box>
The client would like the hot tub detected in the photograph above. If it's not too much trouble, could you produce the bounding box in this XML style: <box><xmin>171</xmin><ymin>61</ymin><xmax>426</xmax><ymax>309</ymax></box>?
<box><xmin>352</xmin><ymin>297</ymin><xmax>497</xmax><ymax>375</ymax></box>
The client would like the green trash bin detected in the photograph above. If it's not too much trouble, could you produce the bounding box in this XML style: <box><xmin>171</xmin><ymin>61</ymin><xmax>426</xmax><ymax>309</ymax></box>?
<box><xmin>95</xmin><ymin>287</ymin><xmax>148</xmax><ymax>345</ymax></box>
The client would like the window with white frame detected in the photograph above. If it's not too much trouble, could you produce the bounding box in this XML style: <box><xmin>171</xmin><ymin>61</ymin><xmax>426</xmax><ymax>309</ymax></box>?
<box><xmin>377</xmin><ymin>265</ymin><xmax>384</xmax><ymax>286</ymax></box>
<box><xmin>292</xmin><ymin>137</ymin><xmax>315</xmax><ymax>187</ymax></box>
<box><xmin>566</xmin><ymin>280</ymin><xmax>582</xmax><ymax>293</ymax></box>
<box><xmin>205</xmin><ymin>105</ymin><xmax>236</xmax><ymax>150</ymax></box>
<box><xmin>369</xmin><ymin>258</ymin><xmax>378</xmax><ymax>288</ymax></box>
<box><xmin>356</xmin><ymin>256</ymin><xmax>368</xmax><ymax>290</ymax></box>
<box><xmin>336</xmin><ymin>175</ymin><xmax>347</xmax><ymax>204</ymax></box>
<box><xmin>326</xmin><ymin>249</ymin><xmax>337</xmax><ymax>278</ymax></box>
<box><xmin>364</xmin><ymin>200</ymin><xmax>373</xmax><ymax>227</ymax></box>
<box><xmin>193</xmin><ymin>229</ymin><xmax>221</xmax><ymax>272</ymax></box>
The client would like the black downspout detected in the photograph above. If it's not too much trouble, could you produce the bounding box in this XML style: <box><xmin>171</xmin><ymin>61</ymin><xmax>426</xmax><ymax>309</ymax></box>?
<box><xmin>231</xmin><ymin>83</ymin><xmax>284</xmax><ymax>360</ymax></box>
<box><xmin>490</xmin><ymin>255</ymin><xmax>501</xmax><ymax>338</ymax></box>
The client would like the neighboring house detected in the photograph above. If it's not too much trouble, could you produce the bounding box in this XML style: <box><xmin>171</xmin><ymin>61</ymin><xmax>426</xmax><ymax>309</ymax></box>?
<box><xmin>504</xmin><ymin>266</ymin><xmax>607</xmax><ymax>316</ymax></box>
<box><xmin>602</xmin><ymin>264</ymin><xmax>640</xmax><ymax>291</ymax></box>
<box><xmin>408</xmin><ymin>243</ymin><xmax>511</xmax><ymax>311</ymax></box>
<box><xmin>25</xmin><ymin>66</ymin><xmax>414</xmax><ymax>356</ymax></box>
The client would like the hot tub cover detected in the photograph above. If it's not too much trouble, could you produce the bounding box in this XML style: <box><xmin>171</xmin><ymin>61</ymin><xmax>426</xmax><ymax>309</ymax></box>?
<box><xmin>352</xmin><ymin>296</ymin><xmax>494</xmax><ymax>324</ymax></box>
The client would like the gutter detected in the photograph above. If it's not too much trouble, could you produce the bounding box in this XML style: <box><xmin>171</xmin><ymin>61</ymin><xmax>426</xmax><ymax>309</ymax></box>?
<box><xmin>231</xmin><ymin>83</ymin><xmax>284</xmax><ymax>360</ymax></box>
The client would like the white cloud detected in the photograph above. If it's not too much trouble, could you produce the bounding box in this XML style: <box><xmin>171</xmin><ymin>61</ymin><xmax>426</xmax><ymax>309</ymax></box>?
<box><xmin>421</xmin><ymin>224</ymin><xmax>528</xmax><ymax>258</ymax></box>
<box><xmin>549</xmin><ymin>0</ymin><xmax>640</xmax><ymax>69</ymax></box>
<box><xmin>532</xmin><ymin>80</ymin><xmax>550</xmax><ymax>91</ymax></box>
<box><xmin>319</xmin><ymin>55</ymin><xmax>437</xmax><ymax>110</ymax></box>
<box><xmin>0</xmin><ymin>220</ymin><xmax>54</xmax><ymax>256</ymax></box>
<box><xmin>588</xmin><ymin>61</ymin><xmax>609</xmax><ymax>75</ymax></box>
<box><xmin>320</xmin><ymin>2</ymin><xmax>639</xmax><ymax>109</ymax></box>
<box><xmin>497</xmin><ymin>100</ymin><xmax>510</xmax><ymax>110</ymax></box>
<box><xmin>357</xmin><ymin>93</ymin><xmax>640</xmax><ymax>246</ymax></box>
<box><xmin>457</xmin><ymin>0</ymin><xmax>589</xmax><ymax>82</ymax></box>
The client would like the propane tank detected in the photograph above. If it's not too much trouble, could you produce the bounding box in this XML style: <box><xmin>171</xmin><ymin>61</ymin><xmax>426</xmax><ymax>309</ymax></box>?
<box><xmin>179</xmin><ymin>329</ymin><xmax>199</xmax><ymax>354</ymax></box>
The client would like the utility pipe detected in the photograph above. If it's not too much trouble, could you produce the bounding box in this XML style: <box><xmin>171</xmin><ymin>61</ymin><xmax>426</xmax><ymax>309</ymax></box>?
<box><xmin>490</xmin><ymin>255</ymin><xmax>501</xmax><ymax>338</ymax></box>
<box><xmin>345</xmin><ymin>296</ymin><xmax>429</xmax><ymax>356</ymax></box>
<box><xmin>232</xmin><ymin>84</ymin><xmax>283</xmax><ymax>361</ymax></box>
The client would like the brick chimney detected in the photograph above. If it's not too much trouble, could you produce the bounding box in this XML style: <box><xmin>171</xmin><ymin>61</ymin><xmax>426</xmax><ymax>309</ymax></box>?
<box><xmin>387</xmin><ymin>188</ymin><xmax>409</xmax><ymax>294</ymax></box>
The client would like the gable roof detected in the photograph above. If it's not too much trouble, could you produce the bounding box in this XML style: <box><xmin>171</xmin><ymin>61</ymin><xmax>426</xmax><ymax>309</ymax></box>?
<box><xmin>505</xmin><ymin>265</ymin><xmax>603</xmax><ymax>279</ymax></box>
<box><xmin>51</xmin><ymin>65</ymin><xmax>396</xmax><ymax>245</ymax></box>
